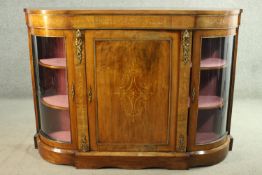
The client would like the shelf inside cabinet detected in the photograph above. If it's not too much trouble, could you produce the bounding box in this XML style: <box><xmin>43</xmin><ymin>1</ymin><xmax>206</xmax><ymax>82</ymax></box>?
<box><xmin>39</xmin><ymin>58</ymin><xmax>66</xmax><ymax>69</ymax></box>
<box><xmin>49</xmin><ymin>131</ymin><xmax>71</xmax><ymax>142</ymax></box>
<box><xmin>198</xmin><ymin>96</ymin><xmax>223</xmax><ymax>109</ymax></box>
<box><xmin>200</xmin><ymin>58</ymin><xmax>226</xmax><ymax>70</ymax></box>
<box><xmin>196</xmin><ymin>132</ymin><xmax>219</xmax><ymax>144</ymax></box>
<box><xmin>41</xmin><ymin>95</ymin><xmax>69</xmax><ymax>110</ymax></box>
<box><xmin>199</xmin><ymin>96</ymin><xmax>223</xmax><ymax>109</ymax></box>
<box><xmin>188</xmin><ymin>96</ymin><xmax>224</xmax><ymax>109</ymax></box>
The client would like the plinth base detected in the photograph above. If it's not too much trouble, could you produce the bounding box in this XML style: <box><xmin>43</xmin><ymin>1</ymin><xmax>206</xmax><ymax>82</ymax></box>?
<box><xmin>36</xmin><ymin>135</ymin><xmax>231</xmax><ymax>169</ymax></box>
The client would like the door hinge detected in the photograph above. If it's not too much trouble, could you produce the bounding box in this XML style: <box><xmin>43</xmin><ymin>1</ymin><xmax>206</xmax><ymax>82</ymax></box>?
<box><xmin>191</xmin><ymin>87</ymin><xmax>196</xmax><ymax>102</ymax></box>
<box><xmin>71</xmin><ymin>83</ymin><xmax>75</xmax><ymax>100</ymax></box>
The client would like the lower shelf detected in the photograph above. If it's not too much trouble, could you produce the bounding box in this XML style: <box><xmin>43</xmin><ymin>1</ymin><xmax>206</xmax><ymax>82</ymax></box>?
<box><xmin>188</xmin><ymin>96</ymin><xmax>224</xmax><ymax>109</ymax></box>
<box><xmin>200</xmin><ymin>58</ymin><xmax>226</xmax><ymax>70</ymax></box>
<box><xmin>196</xmin><ymin>132</ymin><xmax>220</xmax><ymax>144</ymax></box>
<box><xmin>41</xmin><ymin>95</ymin><xmax>69</xmax><ymax>110</ymax></box>
<box><xmin>49</xmin><ymin>131</ymin><xmax>71</xmax><ymax>142</ymax></box>
<box><xmin>36</xmin><ymin>135</ymin><xmax>232</xmax><ymax>169</ymax></box>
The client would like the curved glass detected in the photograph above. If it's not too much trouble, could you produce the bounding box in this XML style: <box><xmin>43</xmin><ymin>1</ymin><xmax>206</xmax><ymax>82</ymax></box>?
<box><xmin>196</xmin><ymin>36</ymin><xmax>234</xmax><ymax>144</ymax></box>
<box><xmin>32</xmin><ymin>36</ymin><xmax>71</xmax><ymax>143</ymax></box>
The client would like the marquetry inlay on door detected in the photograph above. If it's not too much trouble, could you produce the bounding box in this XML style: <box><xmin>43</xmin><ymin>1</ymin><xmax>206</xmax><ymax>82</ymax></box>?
<box><xmin>85</xmin><ymin>30</ymin><xmax>180</xmax><ymax>152</ymax></box>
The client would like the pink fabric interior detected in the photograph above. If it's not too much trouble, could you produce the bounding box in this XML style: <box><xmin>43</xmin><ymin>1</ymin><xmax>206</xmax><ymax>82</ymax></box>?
<box><xmin>194</xmin><ymin>37</ymin><xmax>232</xmax><ymax>144</ymax></box>
<box><xmin>38</xmin><ymin>37</ymin><xmax>65</xmax><ymax>59</ymax></box>
<box><xmin>56</xmin><ymin>69</ymin><xmax>67</xmax><ymax>95</ymax></box>
<box><xmin>40</xmin><ymin>58</ymin><xmax>66</xmax><ymax>67</ymax></box>
<box><xmin>199</xmin><ymin>75</ymin><xmax>218</xmax><ymax>96</ymax></box>
<box><xmin>36</xmin><ymin>37</ymin><xmax>72</xmax><ymax>143</ymax></box>
<box><xmin>57</xmin><ymin>110</ymin><xmax>70</xmax><ymax>131</ymax></box>
<box><xmin>37</xmin><ymin>37</ymin><xmax>67</xmax><ymax>96</ymax></box>
<box><xmin>39</xmin><ymin>106</ymin><xmax>71</xmax><ymax>142</ymax></box>
<box><xmin>197</xmin><ymin>112</ymin><xmax>215</xmax><ymax>132</ymax></box>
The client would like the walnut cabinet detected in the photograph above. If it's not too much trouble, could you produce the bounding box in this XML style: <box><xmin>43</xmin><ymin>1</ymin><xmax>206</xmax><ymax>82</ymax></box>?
<box><xmin>24</xmin><ymin>9</ymin><xmax>242</xmax><ymax>169</ymax></box>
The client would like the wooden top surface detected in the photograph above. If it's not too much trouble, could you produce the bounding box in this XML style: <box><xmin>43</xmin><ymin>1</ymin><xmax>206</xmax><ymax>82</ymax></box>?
<box><xmin>24</xmin><ymin>8</ymin><xmax>242</xmax><ymax>15</ymax></box>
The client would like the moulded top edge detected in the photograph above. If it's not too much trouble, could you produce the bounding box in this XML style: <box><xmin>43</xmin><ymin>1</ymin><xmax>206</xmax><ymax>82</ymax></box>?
<box><xmin>24</xmin><ymin>8</ymin><xmax>243</xmax><ymax>16</ymax></box>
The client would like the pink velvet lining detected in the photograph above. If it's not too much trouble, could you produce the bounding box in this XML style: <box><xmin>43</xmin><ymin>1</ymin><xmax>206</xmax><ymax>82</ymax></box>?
<box><xmin>42</xmin><ymin>95</ymin><xmax>69</xmax><ymax>108</ymax></box>
<box><xmin>197</xmin><ymin>113</ymin><xmax>215</xmax><ymax>132</ymax></box>
<box><xmin>199</xmin><ymin>75</ymin><xmax>218</xmax><ymax>96</ymax></box>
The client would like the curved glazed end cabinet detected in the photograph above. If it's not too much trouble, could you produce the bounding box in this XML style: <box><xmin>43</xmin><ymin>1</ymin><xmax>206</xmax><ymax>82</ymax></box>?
<box><xmin>24</xmin><ymin>9</ymin><xmax>242</xmax><ymax>169</ymax></box>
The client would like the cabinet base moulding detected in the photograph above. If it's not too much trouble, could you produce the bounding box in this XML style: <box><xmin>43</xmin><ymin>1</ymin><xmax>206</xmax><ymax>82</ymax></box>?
<box><xmin>36</xmin><ymin>135</ymin><xmax>230</xmax><ymax>169</ymax></box>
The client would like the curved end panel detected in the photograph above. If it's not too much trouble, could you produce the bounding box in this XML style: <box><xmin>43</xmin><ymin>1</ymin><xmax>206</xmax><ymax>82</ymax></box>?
<box><xmin>189</xmin><ymin>136</ymin><xmax>230</xmax><ymax>167</ymax></box>
<box><xmin>37</xmin><ymin>137</ymin><xmax>75</xmax><ymax>165</ymax></box>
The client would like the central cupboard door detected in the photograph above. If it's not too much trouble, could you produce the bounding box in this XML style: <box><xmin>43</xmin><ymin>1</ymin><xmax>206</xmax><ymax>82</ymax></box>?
<box><xmin>85</xmin><ymin>30</ymin><xmax>180</xmax><ymax>151</ymax></box>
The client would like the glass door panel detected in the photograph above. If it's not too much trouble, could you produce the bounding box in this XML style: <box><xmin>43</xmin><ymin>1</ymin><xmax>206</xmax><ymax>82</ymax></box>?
<box><xmin>196</xmin><ymin>36</ymin><xmax>234</xmax><ymax>144</ymax></box>
<box><xmin>32</xmin><ymin>36</ymin><xmax>71</xmax><ymax>143</ymax></box>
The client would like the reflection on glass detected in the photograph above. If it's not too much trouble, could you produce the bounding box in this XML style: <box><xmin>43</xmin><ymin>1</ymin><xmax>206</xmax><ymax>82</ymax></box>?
<box><xmin>196</xmin><ymin>36</ymin><xmax>234</xmax><ymax>144</ymax></box>
<box><xmin>32</xmin><ymin>36</ymin><xmax>71</xmax><ymax>142</ymax></box>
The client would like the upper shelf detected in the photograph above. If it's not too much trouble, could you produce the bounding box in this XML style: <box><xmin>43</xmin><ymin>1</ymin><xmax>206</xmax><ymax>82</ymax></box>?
<box><xmin>200</xmin><ymin>58</ymin><xmax>226</xmax><ymax>70</ymax></box>
<box><xmin>41</xmin><ymin>95</ymin><xmax>69</xmax><ymax>110</ymax></box>
<box><xmin>39</xmin><ymin>58</ymin><xmax>66</xmax><ymax>69</ymax></box>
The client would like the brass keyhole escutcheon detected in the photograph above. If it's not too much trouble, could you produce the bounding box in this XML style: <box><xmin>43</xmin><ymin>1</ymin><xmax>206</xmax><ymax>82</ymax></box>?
<box><xmin>88</xmin><ymin>86</ymin><xmax>92</xmax><ymax>102</ymax></box>
<box><xmin>191</xmin><ymin>87</ymin><xmax>196</xmax><ymax>102</ymax></box>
